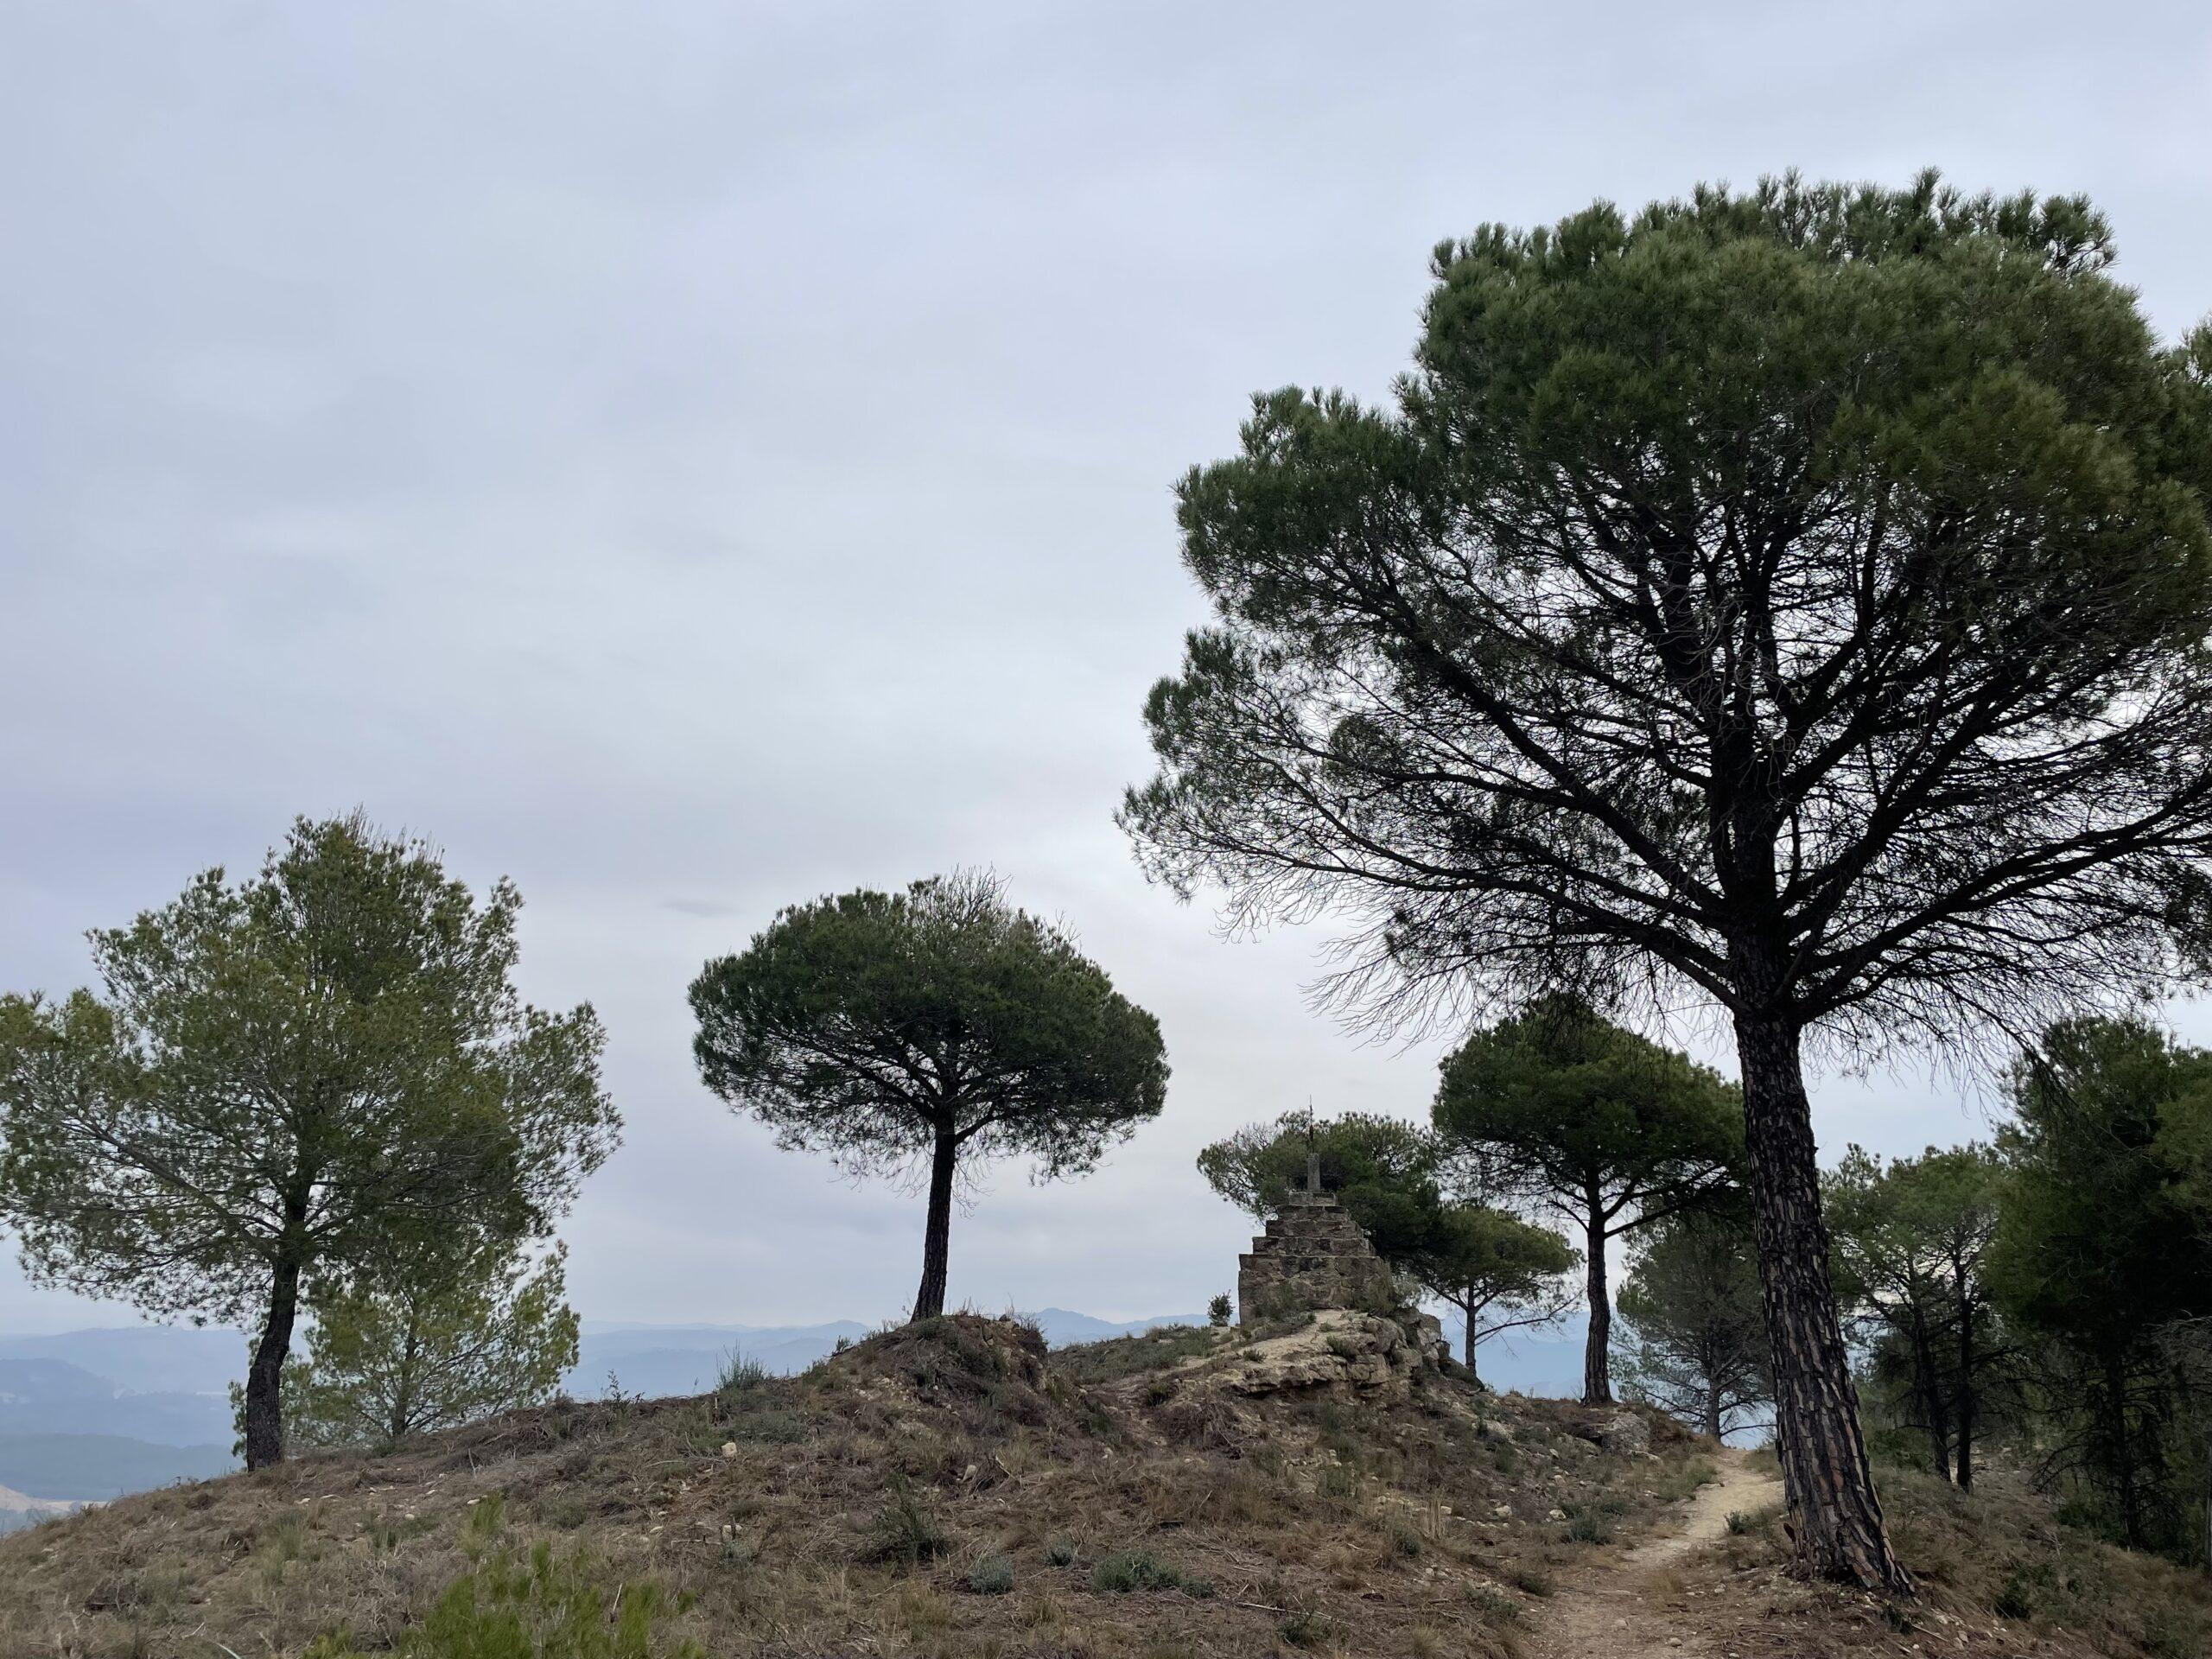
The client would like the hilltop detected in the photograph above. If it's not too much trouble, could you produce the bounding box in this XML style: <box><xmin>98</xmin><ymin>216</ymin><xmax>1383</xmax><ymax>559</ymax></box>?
<box><xmin>1</xmin><ymin>1313</ymin><xmax>2206</xmax><ymax>1657</ymax></box>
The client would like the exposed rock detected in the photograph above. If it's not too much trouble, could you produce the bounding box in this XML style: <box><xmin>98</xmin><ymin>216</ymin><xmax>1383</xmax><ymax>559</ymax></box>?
<box><xmin>1598</xmin><ymin>1409</ymin><xmax>1652</xmax><ymax>1457</ymax></box>
<box><xmin>1212</xmin><ymin>1310</ymin><xmax>1423</xmax><ymax>1397</ymax></box>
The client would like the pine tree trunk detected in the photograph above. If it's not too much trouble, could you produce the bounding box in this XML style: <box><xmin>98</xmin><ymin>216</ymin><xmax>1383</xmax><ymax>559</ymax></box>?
<box><xmin>912</xmin><ymin>1127</ymin><xmax>958</xmax><ymax>1321</ymax></box>
<box><xmin>1734</xmin><ymin>1014</ymin><xmax>1912</xmax><ymax>1594</ymax></box>
<box><xmin>1908</xmin><ymin>1315</ymin><xmax>1952</xmax><ymax>1484</ymax></box>
<box><xmin>1461</xmin><ymin>1292</ymin><xmax>1479</xmax><ymax>1380</ymax></box>
<box><xmin>244</xmin><ymin>1252</ymin><xmax>302</xmax><ymax>1471</ymax></box>
<box><xmin>1582</xmin><ymin>1188</ymin><xmax>1612</xmax><ymax>1405</ymax></box>
<box><xmin>2103</xmin><ymin>1346</ymin><xmax>2142</xmax><ymax>1548</ymax></box>
<box><xmin>1954</xmin><ymin>1287</ymin><xmax>1976</xmax><ymax>1494</ymax></box>
<box><xmin>1704</xmin><ymin>1381</ymin><xmax>1724</xmax><ymax>1444</ymax></box>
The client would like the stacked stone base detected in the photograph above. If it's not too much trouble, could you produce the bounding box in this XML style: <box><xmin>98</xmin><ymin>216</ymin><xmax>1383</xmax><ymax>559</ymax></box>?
<box><xmin>1237</xmin><ymin>1191</ymin><xmax>1401</xmax><ymax>1324</ymax></box>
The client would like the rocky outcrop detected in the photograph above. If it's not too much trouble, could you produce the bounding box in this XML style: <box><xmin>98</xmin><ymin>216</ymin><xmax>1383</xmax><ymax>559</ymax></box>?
<box><xmin>1598</xmin><ymin>1409</ymin><xmax>1651</xmax><ymax>1456</ymax></box>
<box><xmin>1212</xmin><ymin>1310</ymin><xmax>1428</xmax><ymax>1398</ymax></box>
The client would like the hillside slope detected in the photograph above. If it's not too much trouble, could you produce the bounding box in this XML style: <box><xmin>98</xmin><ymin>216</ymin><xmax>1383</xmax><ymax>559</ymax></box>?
<box><xmin>0</xmin><ymin>1312</ymin><xmax>1710</xmax><ymax>1657</ymax></box>
<box><xmin>1</xmin><ymin>1313</ymin><xmax>2205</xmax><ymax>1657</ymax></box>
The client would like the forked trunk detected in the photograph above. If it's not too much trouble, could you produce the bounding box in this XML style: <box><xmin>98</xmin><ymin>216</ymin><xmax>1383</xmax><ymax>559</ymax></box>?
<box><xmin>243</xmin><ymin>1252</ymin><xmax>302</xmax><ymax>1471</ymax></box>
<box><xmin>1582</xmin><ymin>1189</ymin><xmax>1612</xmax><ymax>1405</ymax></box>
<box><xmin>912</xmin><ymin>1127</ymin><xmax>958</xmax><ymax>1321</ymax></box>
<box><xmin>1734</xmin><ymin>1015</ymin><xmax>1913</xmax><ymax>1594</ymax></box>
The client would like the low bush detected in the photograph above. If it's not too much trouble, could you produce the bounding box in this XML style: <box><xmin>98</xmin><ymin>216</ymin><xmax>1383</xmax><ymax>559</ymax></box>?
<box><xmin>864</xmin><ymin>1486</ymin><xmax>947</xmax><ymax>1567</ymax></box>
<box><xmin>1090</xmin><ymin>1549</ymin><xmax>1212</xmax><ymax>1598</ymax></box>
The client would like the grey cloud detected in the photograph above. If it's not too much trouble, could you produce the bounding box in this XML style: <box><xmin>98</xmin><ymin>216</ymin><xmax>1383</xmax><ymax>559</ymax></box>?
<box><xmin>4</xmin><ymin>0</ymin><xmax>2210</xmax><ymax>1332</ymax></box>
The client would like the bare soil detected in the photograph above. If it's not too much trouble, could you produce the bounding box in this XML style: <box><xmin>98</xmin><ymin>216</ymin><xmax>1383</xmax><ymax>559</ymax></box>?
<box><xmin>1528</xmin><ymin>1448</ymin><xmax>1779</xmax><ymax>1659</ymax></box>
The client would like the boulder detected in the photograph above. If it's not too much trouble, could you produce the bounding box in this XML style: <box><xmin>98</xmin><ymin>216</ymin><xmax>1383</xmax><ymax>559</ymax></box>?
<box><xmin>1216</xmin><ymin>1311</ymin><xmax>1421</xmax><ymax>1397</ymax></box>
<box><xmin>1598</xmin><ymin>1409</ymin><xmax>1652</xmax><ymax>1457</ymax></box>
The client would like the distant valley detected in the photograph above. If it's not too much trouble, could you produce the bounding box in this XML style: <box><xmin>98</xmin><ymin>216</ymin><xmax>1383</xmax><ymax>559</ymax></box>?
<box><xmin>0</xmin><ymin>1306</ymin><xmax>1589</xmax><ymax>1522</ymax></box>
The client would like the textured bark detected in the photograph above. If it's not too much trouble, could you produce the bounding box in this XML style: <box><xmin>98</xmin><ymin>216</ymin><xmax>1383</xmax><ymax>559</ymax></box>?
<box><xmin>1703</xmin><ymin>1380</ymin><xmax>1724</xmax><ymax>1444</ymax></box>
<box><xmin>243</xmin><ymin>1251</ymin><xmax>302</xmax><ymax>1471</ymax></box>
<box><xmin>1736</xmin><ymin>1015</ymin><xmax>1912</xmax><ymax>1594</ymax></box>
<box><xmin>1582</xmin><ymin>1189</ymin><xmax>1612</xmax><ymax>1404</ymax></box>
<box><xmin>1461</xmin><ymin>1295</ymin><xmax>1479</xmax><ymax>1376</ymax></box>
<box><xmin>912</xmin><ymin>1127</ymin><xmax>958</xmax><ymax>1321</ymax></box>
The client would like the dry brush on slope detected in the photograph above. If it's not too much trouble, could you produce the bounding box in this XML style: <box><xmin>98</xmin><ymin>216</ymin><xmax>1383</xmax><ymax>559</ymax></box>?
<box><xmin>0</xmin><ymin>1313</ymin><xmax>1715</xmax><ymax>1659</ymax></box>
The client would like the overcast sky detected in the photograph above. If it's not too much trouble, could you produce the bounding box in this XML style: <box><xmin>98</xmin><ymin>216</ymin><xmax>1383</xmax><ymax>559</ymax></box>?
<box><xmin>5</xmin><ymin>3</ymin><xmax>2211</xmax><ymax>1336</ymax></box>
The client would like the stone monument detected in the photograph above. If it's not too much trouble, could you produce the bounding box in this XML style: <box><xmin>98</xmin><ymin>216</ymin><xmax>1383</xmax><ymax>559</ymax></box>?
<box><xmin>1235</xmin><ymin>1152</ymin><xmax>1401</xmax><ymax>1324</ymax></box>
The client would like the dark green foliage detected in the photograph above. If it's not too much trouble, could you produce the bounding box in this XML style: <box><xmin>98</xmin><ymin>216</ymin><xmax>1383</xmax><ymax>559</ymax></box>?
<box><xmin>1988</xmin><ymin>1017</ymin><xmax>2212</xmax><ymax>1557</ymax></box>
<box><xmin>1122</xmin><ymin>168</ymin><xmax>2212</xmax><ymax>1592</ymax></box>
<box><xmin>284</xmin><ymin>1238</ymin><xmax>581</xmax><ymax>1451</ymax></box>
<box><xmin>0</xmin><ymin>815</ymin><xmax>618</xmax><ymax>1468</ymax></box>
<box><xmin>1089</xmin><ymin>1549</ymin><xmax>1211</xmax><ymax>1597</ymax></box>
<box><xmin>1616</xmin><ymin>1207</ymin><xmax>1770</xmax><ymax>1442</ymax></box>
<box><xmin>1825</xmin><ymin>1145</ymin><xmax>2005</xmax><ymax>1489</ymax></box>
<box><xmin>689</xmin><ymin>870</ymin><xmax>1166</xmax><ymax>1319</ymax></box>
<box><xmin>1197</xmin><ymin>1109</ymin><xmax>1576</xmax><ymax>1375</ymax></box>
<box><xmin>304</xmin><ymin>1538</ymin><xmax>703</xmax><ymax>1659</ymax></box>
<box><xmin>1435</xmin><ymin>995</ymin><xmax>1740</xmax><ymax>1402</ymax></box>
<box><xmin>1207</xmin><ymin>1293</ymin><xmax>1231</xmax><ymax>1326</ymax></box>
<box><xmin>1198</xmin><ymin>1110</ymin><xmax>1436</xmax><ymax>1246</ymax></box>
<box><xmin>1403</xmin><ymin>1201</ymin><xmax>1578</xmax><ymax>1381</ymax></box>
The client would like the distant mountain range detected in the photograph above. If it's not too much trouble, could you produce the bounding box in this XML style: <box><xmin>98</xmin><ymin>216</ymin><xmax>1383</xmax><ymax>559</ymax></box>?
<box><xmin>0</xmin><ymin>1305</ymin><xmax>1593</xmax><ymax>1510</ymax></box>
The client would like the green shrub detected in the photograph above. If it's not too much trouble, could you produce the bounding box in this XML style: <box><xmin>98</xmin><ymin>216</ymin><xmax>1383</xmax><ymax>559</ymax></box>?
<box><xmin>1046</xmin><ymin>1537</ymin><xmax>1079</xmax><ymax>1567</ymax></box>
<box><xmin>966</xmin><ymin>1554</ymin><xmax>1015</xmax><ymax>1595</ymax></box>
<box><xmin>306</xmin><ymin>1540</ymin><xmax>703</xmax><ymax>1658</ymax></box>
<box><xmin>1463</xmin><ymin>1583</ymin><xmax>1524</xmax><ymax>1626</ymax></box>
<box><xmin>714</xmin><ymin>1350</ymin><xmax>770</xmax><ymax>1406</ymax></box>
<box><xmin>864</xmin><ymin>1486</ymin><xmax>947</xmax><ymax>1567</ymax></box>
<box><xmin>1565</xmin><ymin>1508</ymin><xmax>1614</xmax><ymax>1546</ymax></box>
<box><xmin>1503</xmin><ymin>1562</ymin><xmax>1554</xmax><ymax>1598</ymax></box>
<box><xmin>1090</xmin><ymin>1549</ymin><xmax>1212</xmax><ymax>1598</ymax></box>
<box><xmin>1276</xmin><ymin>1607</ymin><xmax>1342</xmax><ymax>1649</ymax></box>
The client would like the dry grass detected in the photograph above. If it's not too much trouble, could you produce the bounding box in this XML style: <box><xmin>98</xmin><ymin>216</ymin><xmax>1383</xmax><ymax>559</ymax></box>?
<box><xmin>0</xmin><ymin>1314</ymin><xmax>1726</xmax><ymax>1659</ymax></box>
<box><xmin>1688</xmin><ymin>1461</ymin><xmax>2212</xmax><ymax>1659</ymax></box>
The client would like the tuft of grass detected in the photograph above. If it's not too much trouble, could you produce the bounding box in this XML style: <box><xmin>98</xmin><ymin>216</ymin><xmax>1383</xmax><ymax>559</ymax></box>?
<box><xmin>1464</xmin><ymin>1583</ymin><xmax>1525</xmax><ymax>1626</ymax></box>
<box><xmin>304</xmin><ymin>1539</ymin><xmax>703</xmax><ymax>1659</ymax></box>
<box><xmin>1650</xmin><ymin>1456</ymin><xmax>1719</xmax><ymax>1503</ymax></box>
<box><xmin>1276</xmin><ymin>1606</ymin><xmax>1342</xmax><ymax>1649</ymax></box>
<box><xmin>713</xmin><ymin>1349</ymin><xmax>771</xmax><ymax>1408</ymax></box>
<box><xmin>1045</xmin><ymin>1536</ymin><xmax>1078</xmax><ymax>1567</ymax></box>
<box><xmin>1502</xmin><ymin>1561</ymin><xmax>1554</xmax><ymax>1598</ymax></box>
<box><xmin>462</xmin><ymin>1494</ymin><xmax>505</xmax><ymax>1551</ymax></box>
<box><xmin>1052</xmin><ymin>1324</ymin><xmax>1221</xmax><ymax>1384</ymax></box>
<box><xmin>1562</xmin><ymin>1501</ymin><xmax>1616</xmax><ymax>1546</ymax></box>
<box><xmin>966</xmin><ymin>1554</ymin><xmax>1015</xmax><ymax>1595</ymax></box>
<box><xmin>1090</xmin><ymin>1549</ymin><xmax>1212</xmax><ymax>1598</ymax></box>
<box><xmin>863</xmin><ymin>1485</ymin><xmax>947</xmax><ymax>1567</ymax></box>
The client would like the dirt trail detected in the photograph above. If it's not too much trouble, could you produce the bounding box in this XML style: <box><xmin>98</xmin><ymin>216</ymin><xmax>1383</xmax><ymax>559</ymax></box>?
<box><xmin>1526</xmin><ymin>1450</ymin><xmax>1780</xmax><ymax>1659</ymax></box>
